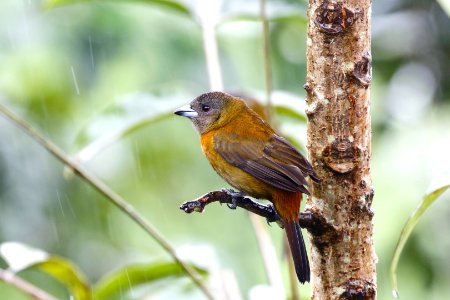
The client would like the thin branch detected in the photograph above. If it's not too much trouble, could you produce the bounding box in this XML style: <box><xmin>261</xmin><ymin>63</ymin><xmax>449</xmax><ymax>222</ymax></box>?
<box><xmin>0</xmin><ymin>268</ymin><xmax>58</xmax><ymax>300</ymax></box>
<box><xmin>260</xmin><ymin>0</ymin><xmax>274</xmax><ymax>119</ymax></box>
<box><xmin>180</xmin><ymin>190</ymin><xmax>315</xmax><ymax>231</ymax></box>
<box><xmin>181</xmin><ymin>190</ymin><xmax>278</xmax><ymax>222</ymax></box>
<box><xmin>202</xmin><ymin>23</ymin><xmax>223</xmax><ymax>91</ymax></box>
<box><xmin>0</xmin><ymin>104</ymin><xmax>214</xmax><ymax>300</ymax></box>
<box><xmin>284</xmin><ymin>236</ymin><xmax>300</xmax><ymax>300</ymax></box>
<box><xmin>199</xmin><ymin>3</ymin><xmax>223</xmax><ymax>91</ymax></box>
<box><xmin>247</xmin><ymin>213</ymin><xmax>285</xmax><ymax>298</ymax></box>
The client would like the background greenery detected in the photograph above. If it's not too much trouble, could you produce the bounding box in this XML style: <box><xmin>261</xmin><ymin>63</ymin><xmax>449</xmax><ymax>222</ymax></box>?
<box><xmin>0</xmin><ymin>0</ymin><xmax>449</xmax><ymax>299</ymax></box>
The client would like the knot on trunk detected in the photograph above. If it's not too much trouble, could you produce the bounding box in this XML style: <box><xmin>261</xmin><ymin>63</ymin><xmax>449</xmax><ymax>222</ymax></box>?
<box><xmin>314</xmin><ymin>1</ymin><xmax>356</xmax><ymax>34</ymax></box>
<box><xmin>352</xmin><ymin>54</ymin><xmax>372</xmax><ymax>87</ymax></box>
<box><xmin>322</xmin><ymin>138</ymin><xmax>358</xmax><ymax>174</ymax></box>
<box><xmin>351</xmin><ymin>188</ymin><xmax>375</xmax><ymax>218</ymax></box>
<box><xmin>339</xmin><ymin>279</ymin><xmax>376</xmax><ymax>300</ymax></box>
<box><xmin>301</xmin><ymin>207</ymin><xmax>341</xmax><ymax>245</ymax></box>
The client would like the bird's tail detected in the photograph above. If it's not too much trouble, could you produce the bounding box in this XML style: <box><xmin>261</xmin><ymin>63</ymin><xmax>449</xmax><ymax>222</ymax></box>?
<box><xmin>284</xmin><ymin>219</ymin><xmax>310</xmax><ymax>283</ymax></box>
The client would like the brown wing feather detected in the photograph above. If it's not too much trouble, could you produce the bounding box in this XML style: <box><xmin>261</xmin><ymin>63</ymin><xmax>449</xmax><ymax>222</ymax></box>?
<box><xmin>264</xmin><ymin>135</ymin><xmax>320</xmax><ymax>182</ymax></box>
<box><xmin>214</xmin><ymin>132</ymin><xmax>318</xmax><ymax>194</ymax></box>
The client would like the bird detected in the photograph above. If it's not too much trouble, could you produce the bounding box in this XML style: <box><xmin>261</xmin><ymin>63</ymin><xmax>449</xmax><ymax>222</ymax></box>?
<box><xmin>174</xmin><ymin>91</ymin><xmax>319</xmax><ymax>283</ymax></box>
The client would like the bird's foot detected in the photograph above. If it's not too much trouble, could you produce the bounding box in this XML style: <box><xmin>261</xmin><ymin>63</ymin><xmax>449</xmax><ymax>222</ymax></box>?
<box><xmin>263</xmin><ymin>204</ymin><xmax>283</xmax><ymax>228</ymax></box>
<box><xmin>265</xmin><ymin>203</ymin><xmax>275</xmax><ymax>225</ymax></box>
<box><xmin>221</xmin><ymin>188</ymin><xmax>246</xmax><ymax>209</ymax></box>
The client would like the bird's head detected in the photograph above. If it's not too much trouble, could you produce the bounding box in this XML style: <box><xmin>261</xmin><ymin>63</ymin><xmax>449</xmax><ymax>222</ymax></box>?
<box><xmin>174</xmin><ymin>91</ymin><xmax>246</xmax><ymax>134</ymax></box>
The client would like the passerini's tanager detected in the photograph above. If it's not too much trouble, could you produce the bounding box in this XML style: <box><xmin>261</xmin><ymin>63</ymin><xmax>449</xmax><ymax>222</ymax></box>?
<box><xmin>174</xmin><ymin>91</ymin><xmax>319</xmax><ymax>283</ymax></box>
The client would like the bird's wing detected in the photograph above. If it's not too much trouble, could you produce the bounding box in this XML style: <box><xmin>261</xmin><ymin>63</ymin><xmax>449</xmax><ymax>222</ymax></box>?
<box><xmin>214</xmin><ymin>132</ymin><xmax>318</xmax><ymax>194</ymax></box>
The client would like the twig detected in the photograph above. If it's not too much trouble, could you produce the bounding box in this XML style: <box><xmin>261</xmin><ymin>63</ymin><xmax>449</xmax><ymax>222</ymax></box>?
<box><xmin>260</xmin><ymin>0</ymin><xmax>274</xmax><ymax>120</ymax></box>
<box><xmin>198</xmin><ymin>2</ymin><xmax>223</xmax><ymax>91</ymax></box>
<box><xmin>180</xmin><ymin>189</ymin><xmax>314</xmax><ymax>230</ymax></box>
<box><xmin>0</xmin><ymin>104</ymin><xmax>214</xmax><ymax>300</ymax></box>
<box><xmin>248</xmin><ymin>213</ymin><xmax>285</xmax><ymax>298</ymax></box>
<box><xmin>284</xmin><ymin>236</ymin><xmax>300</xmax><ymax>300</ymax></box>
<box><xmin>180</xmin><ymin>190</ymin><xmax>279</xmax><ymax>222</ymax></box>
<box><xmin>0</xmin><ymin>268</ymin><xmax>58</xmax><ymax>300</ymax></box>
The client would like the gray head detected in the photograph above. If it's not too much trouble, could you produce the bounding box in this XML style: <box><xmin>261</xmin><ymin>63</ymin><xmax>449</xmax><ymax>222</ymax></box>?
<box><xmin>174</xmin><ymin>91</ymin><xmax>245</xmax><ymax>134</ymax></box>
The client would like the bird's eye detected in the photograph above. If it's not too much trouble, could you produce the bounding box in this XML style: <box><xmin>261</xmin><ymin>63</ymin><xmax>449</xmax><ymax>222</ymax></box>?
<box><xmin>201</xmin><ymin>104</ymin><xmax>210</xmax><ymax>112</ymax></box>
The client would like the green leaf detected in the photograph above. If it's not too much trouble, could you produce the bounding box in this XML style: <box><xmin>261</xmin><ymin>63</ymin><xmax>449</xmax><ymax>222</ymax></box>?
<box><xmin>72</xmin><ymin>112</ymin><xmax>172</xmax><ymax>164</ymax></box>
<box><xmin>0</xmin><ymin>242</ymin><xmax>91</xmax><ymax>300</ymax></box>
<box><xmin>274</xmin><ymin>105</ymin><xmax>307</xmax><ymax>123</ymax></box>
<box><xmin>271</xmin><ymin>90</ymin><xmax>307</xmax><ymax>123</ymax></box>
<box><xmin>390</xmin><ymin>175</ymin><xmax>450</xmax><ymax>298</ymax></box>
<box><xmin>92</xmin><ymin>261</ymin><xmax>207</xmax><ymax>299</ymax></box>
<box><xmin>42</xmin><ymin>0</ymin><xmax>192</xmax><ymax>16</ymax></box>
<box><xmin>38</xmin><ymin>257</ymin><xmax>91</xmax><ymax>300</ymax></box>
<box><xmin>69</xmin><ymin>93</ymin><xmax>183</xmax><ymax>165</ymax></box>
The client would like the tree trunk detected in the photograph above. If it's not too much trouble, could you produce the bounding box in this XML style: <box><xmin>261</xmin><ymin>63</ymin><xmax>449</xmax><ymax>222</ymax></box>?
<box><xmin>304</xmin><ymin>0</ymin><xmax>376</xmax><ymax>299</ymax></box>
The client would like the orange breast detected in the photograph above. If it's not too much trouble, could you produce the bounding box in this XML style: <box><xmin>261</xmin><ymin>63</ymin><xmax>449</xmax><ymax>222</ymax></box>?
<box><xmin>200</xmin><ymin>131</ymin><xmax>272</xmax><ymax>200</ymax></box>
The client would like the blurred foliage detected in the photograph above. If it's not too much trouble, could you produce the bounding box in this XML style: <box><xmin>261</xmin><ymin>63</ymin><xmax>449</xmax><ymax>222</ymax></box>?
<box><xmin>0</xmin><ymin>0</ymin><xmax>450</xmax><ymax>299</ymax></box>
<box><xmin>390</xmin><ymin>177</ymin><xmax>450</xmax><ymax>297</ymax></box>
<box><xmin>1</xmin><ymin>242</ymin><xmax>90</xmax><ymax>299</ymax></box>
<box><xmin>0</xmin><ymin>242</ymin><xmax>206</xmax><ymax>300</ymax></box>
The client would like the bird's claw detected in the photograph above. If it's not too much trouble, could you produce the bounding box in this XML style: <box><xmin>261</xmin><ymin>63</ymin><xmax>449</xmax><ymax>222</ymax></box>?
<box><xmin>264</xmin><ymin>204</ymin><xmax>280</xmax><ymax>225</ymax></box>
<box><xmin>265</xmin><ymin>204</ymin><xmax>274</xmax><ymax>225</ymax></box>
<box><xmin>227</xmin><ymin>200</ymin><xmax>238</xmax><ymax>209</ymax></box>
<box><xmin>222</xmin><ymin>188</ymin><xmax>245</xmax><ymax>210</ymax></box>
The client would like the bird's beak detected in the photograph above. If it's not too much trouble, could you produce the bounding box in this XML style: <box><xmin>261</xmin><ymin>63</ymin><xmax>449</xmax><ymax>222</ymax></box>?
<box><xmin>174</xmin><ymin>105</ymin><xmax>198</xmax><ymax>118</ymax></box>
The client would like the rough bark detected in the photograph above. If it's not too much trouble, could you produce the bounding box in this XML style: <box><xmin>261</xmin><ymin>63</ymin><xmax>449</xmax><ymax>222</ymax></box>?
<box><xmin>305</xmin><ymin>1</ymin><xmax>376</xmax><ymax>299</ymax></box>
